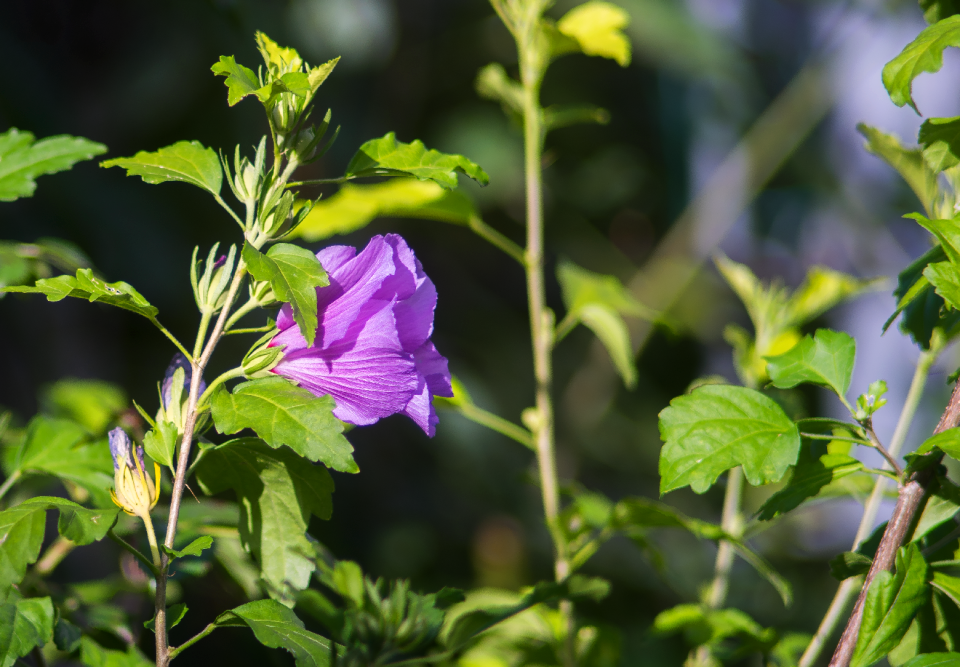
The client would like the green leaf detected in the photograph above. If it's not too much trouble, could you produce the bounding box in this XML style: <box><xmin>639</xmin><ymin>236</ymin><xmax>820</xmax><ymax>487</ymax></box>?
<box><xmin>53</xmin><ymin>617</ymin><xmax>81</xmax><ymax>652</ymax></box>
<box><xmin>41</xmin><ymin>379</ymin><xmax>127</xmax><ymax>436</ymax></box>
<box><xmin>757</xmin><ymin>443</ymin><xmax>864</xmax><ymax>521</ymax></box>
<box><xmin>79</xmin><ymin>636</ymin><xmax>152</xmax><ymax>667</ymax></box>
<box><xmin>142</xmin><ymin>420</ymin><xmax>178</xmax><ymax>470</ymax></box>
<box><xmin>345</xmin><ymin>132</ymin><xmax>489</xmax><ymax>189</ymax></box>
<box><xmin>211</xmin><ymin>56</ymin><xmax>262</xmax><ymax>106</ymax></box>
<box><xmin>242</xmin><ymin>243</ymin><xmax>328</xmax><ymax>347</ymax></box>
<box><xmin>888</xmin><ymin>245</ymin><xmax>960</xmax><ymax>348</ymax></box>
<box><xmin>144</xmin><ymin>603</ymin><xmax>188</xmax><ymax>632</ymax></box>
<box><xmin>211</xmin><ymin>377</ymin><xmax>356</xmax><ymax>473</ymax></box>
<box><xmin>918</xmin><ymin>428</ymin><xmax>960</xmax><ymax>459</ymax></box>
<box><xmin>0</xmin><ymin>128</ymin><xmax>106</xmax><ymax>202</ymax></box>
<box><xmin>162</xmin><ymin>536</ymin><xmax>213</xmax><ymax>560</ymax></box>
<box><xmin>658</xmin><ymin>385</ymin><xmax>801</xmax><ymax>494</ymax></box>
<box><xmin>215</xmin><ymin>599</ymin><xmax>332</xmax><ymax>667</ymax></box>
<box><xmin>920</xmin><ymin>117</ymin><xmax>960</xmax><ymax>172</ymax></box>
<box><xmin>925</xmin><ymin>261</ymin><xmax>960</xmax><ymax>311</ymax></box>
<box><xmin>0</xmin><ymin>497</ymin><xmax>118</xmax><ymax>590</ymax></box>
<box><xmin>2</xmin><ymin>268</ymin><xmax>159</xmax><ymax>321</ymax></box>
<box><xmin>195</xmin><ymin>439</ymin><xmax>334</xmax><ymax>604</ymax></box>
<box><xmin>0</xmin><ymin>596</ymin><xmax>54</xmax><ymax>667</ymax></box>
<box><xmin>830</xmin><ymin>552</ymin><xmax>873</xmax><ymax>581</ymax></box>
<box><xmin>11</xmin><ymin>416</ymin><xmax>114</xmax><ymax>505</ymax></box>
<box><xmin>883</xmin><ymin>15</ymin><xmax>960</xmax><ymax>113</ymax></box>
<box><xmin>914</xmin><ymin>478</ymin><xmax>960</xmax><ymax>543</ymax></box>
<box><xmin>101</xmin><ymin>140</ymin><xmax>222</xmax><ymax>195</ymax></box>
<box><xmin>290</xmin><ymin>179</ymin><xmax>477</xmax><ymax>242</ymax></box>
<box><xmin>904</xmin><ymin>655</ymin><xmax>960</xmax><ymax>667</ymax></box>
<box><xmin>908</xmin><ymin>214</ymin><xmax>960</xmax><ymax>266</ymax></box>
<box><xmin>652</xmin><ymin>604</ymin><xmax>776</xmax><ymax>649</ymax></box>
<box><xmin>557</xmin><ymin>259</ymin><xmax>658</xmax><ymax>388</ymax></box>
<box><xmin>784</xmin><ymin>264</ymin><xmax>883</xmax><ymax>329</ymax></box>
<box><xmin>857</xmin><ymin>124</ymin><xmax>939</xmax><ymax>217</ymax></box>
<box><xmin>853</xmin><ymin>544</ymin><xmax>931</xmax><ymax>667</ymax></box>
<box><xmin>765</xmin><ymin>329</ymin><xmax>856</xmax><ymax>398</ymax></box>
<box><xmin>556</xmin><ymin>1</ymin><xmax>632</xmax><ymax>67</ymax></box>
<box><xmin>922</xmin><ymin>0</ymin><xmax>960</xmax><ymax>23</ymax></box>
<box><xmin>475</xmin><ymin>63</ymin><xmax>523</xmax><ymax>117</ymax></box>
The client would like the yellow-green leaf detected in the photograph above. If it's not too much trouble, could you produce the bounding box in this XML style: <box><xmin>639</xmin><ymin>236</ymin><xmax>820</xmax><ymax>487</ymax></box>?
<box><xmin>557</xmin><ymin>1</ymin><xmax>632</xmax><ymax>67</ymax></box>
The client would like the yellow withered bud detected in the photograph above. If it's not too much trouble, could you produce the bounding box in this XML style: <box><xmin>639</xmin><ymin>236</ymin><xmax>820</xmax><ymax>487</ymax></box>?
<box><xmin>108</xmin><ymin>427</ymin><xmax>160</xmax><ymax>518</ymax></box>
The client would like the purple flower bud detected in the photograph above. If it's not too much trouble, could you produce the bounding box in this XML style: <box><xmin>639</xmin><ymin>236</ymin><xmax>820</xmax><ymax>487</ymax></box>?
<box><xmin>161</xmin><ymin>353</ymin><xmax>206</xmax><ymax>409</ymax></box>
<box><xmin>269</xmin><ymin>234</ymin><xmax>453</xmax><ymax>436</ymax></box>
<box><xmin>212</xmin><ymin>255</ymin><xmax>227</xmax><ymax>270</ymax></box>
<box><xmin>108</xmin><ymin>427</ymin><xmax>145</xmax><ymax>472</ymax></box>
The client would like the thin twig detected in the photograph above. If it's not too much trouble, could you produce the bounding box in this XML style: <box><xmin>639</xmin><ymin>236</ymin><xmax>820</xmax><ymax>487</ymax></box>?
<box><xmin>864</xmin><ymin>424</ymin><xmax>904</xmax><ymax>478</ymax></box>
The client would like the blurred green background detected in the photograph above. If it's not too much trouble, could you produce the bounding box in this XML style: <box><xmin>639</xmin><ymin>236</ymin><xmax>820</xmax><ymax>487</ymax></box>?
<box><xmin>1</xmin><ymin>0</ymin><xmax>956</xmax><ymax>664</ymax></box>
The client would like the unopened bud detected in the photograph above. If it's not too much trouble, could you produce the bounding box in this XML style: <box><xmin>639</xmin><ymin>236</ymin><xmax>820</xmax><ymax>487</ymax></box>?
<box><xmin>108</xmin><ymin>428</ymin><xmax>159</xmax><ymax>518</ymax></box>
<box><xmin>243</xmin><ymin>331</ymin><xmax>285</xmax><ymax>379</ymax></box>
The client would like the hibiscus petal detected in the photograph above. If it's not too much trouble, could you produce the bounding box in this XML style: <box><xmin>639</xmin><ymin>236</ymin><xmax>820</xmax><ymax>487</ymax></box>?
<box><xmin>403</xmin><ymin>378</ymin><xmax>438</xmax><ymax>437</ymax></box>
<box><xmin>413</xmin><ymin>340</ymin><xmax>453</xmax><ymax>398</ymax></box>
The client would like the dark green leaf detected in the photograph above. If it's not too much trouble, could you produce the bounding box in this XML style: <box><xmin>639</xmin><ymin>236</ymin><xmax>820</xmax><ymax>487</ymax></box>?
<box><xmin>915</xmin><ymin>478</ymin><xmax>960</xmax><ymax>542</ymax></box>
<box><xmin>242</xmin><ymin>243</ymin><xmax>328</xmax><ymax>347</ymax></box>
<box><xmin>858</xmin><ymin>124</ymin><xmax>939</xmax><ymax>217</ymax></box>
<box><xmin>757</xmin><ymin>445</ymin><xmax>864</xmax><ymax>521</ymax></box>
<box><xmin>922</xmin><ymin>0</ymin><xmax>960</xmax><ymax>23</ymax></box>
<box><xmin>925</xmin><ymin>262</ymin><xmax>960</xmax><ymax>311</ymax></box>
<box><xmin>904</xmin><ymin>655</ymin><xmax>960</xmax><ymax>667</ymax></box>
<box><xmin>101</xmin><ymin>140</ymin><xmax>222</xmax><ymax>195</ymax></box>
<box><xmin>145</xmin><ymin>603</ymin><xmax>188</xmax><ymax>633</ymax></box>
<box><xmin>852</xmin><ymin>544</ymin><xmax>931</xmax><ymax>667</ymax></box>
<box><xmin>830</xmin><ymin>552</ymin><xmax>873</xmax><ymax>581</ymax></box>
<box><xmin>0</xmin><ymin>596</ymin><xmax>54</xmax><ymax>667</ymax></box>
<box><xmin>290</xmin><ymin>179</ymin><xmax>477</xmax><ymax>242</ymax></box>
<box><xmin>211</xmin><ymin>56</ymin><xmax>263</xmax><ymax>106</ymax></box>
<box><xmin>2</xmin><ymin>268</ymin><xmax>159</xmax><ymax>321</ymax></box>
<box><xmin>79</xmin><ymin>636</ymin><xmax>152</xmax><ymax>667</ymax></box>
<box><xmin>888</xmin><ymin>245</ymin><xmax>960</xmax><ymax>348</ymax></box>
<box><xmin>883</xmin><ymin>15</ymin><xmax>960</xmax><ymax>113</ymax></box>
<box><xmin>0</xmin><ymin>128</ymin><xmax>106</xmax><ymax>202</ymax></box>
<box><xmin>910</xmin><ymin>215</ymin><xmax>960</xmax><ymax>266</ymax></box>
<box><xmin>11</xmin><ymin>416</ymin><xmax>114</xmax><ymax>505</ymax></box>
<box><xmin>53</xmin><ymin>617</ymin><xmax>81</xmax><ymax>652</ymax></box>
<box><xmin>0</xmin><ymin>497</ymin><xmax>118</xmax><ymax>590</ymax></box>
<box><xmin>658</xmin><ymin>385</ymin><xmax>801</xmax><ymax>494</ymax></box>
<box><xmin>345</xmin><ymin>132</ymin><xmax>489</xmax><ymax>189</ymax></box>
<box><xmin>211</xmin><ymin>377</ymin><xmax>356</xmax><ymax>473</ymax></box>
<box><xmin>195</xmin><ymin>439</ymin><xmax>334</xmax><ymax>604</ymax></box>
<box><xmin>765</xmin><ymin>329</ymin><xmax>856</xmax><ymax>398</ymax></box>
<box><xmin>215</xmin><ymin>599</ymin><xmax>332</xmax><ymax>667</ymax></box>
<box><xmin>162</xmin><ymin>536</ymin><xmax>213</xmax><ymax>560</ymax></box>
<box><xmin>920</xmin><ymin>117</ymin><xmax>960</xmax><ymax>172</ymax></box>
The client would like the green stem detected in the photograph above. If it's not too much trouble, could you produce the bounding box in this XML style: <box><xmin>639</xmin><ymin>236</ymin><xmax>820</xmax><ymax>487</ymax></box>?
<box><xmin>798</xmin><ymin>433</ymin><xmax>871</xmax><ymax>445</ymax></box>
<box><xmin>553</xmin><ymin>312</ymin><xmax>579</xmax><ymax>344</ymax></box>
<box><xmin>798</xmin><ymin>348</ymin><xmax>936</xmax><ymax>667</ymax></box>
<box><xmin>0</xmin><ymin>470</ymin><xmax>21</xmax><ymax>504</ymax></box>
<box><xmin>467</xmin><ymin>215</ymin><xmax>525</xmax><ymax>265</ymax></box>
<box><xmin>34</xmin><ymin>536</ymin><xmax>76</xmax><ymax>576</ymax></box>
<box><xmin>286</xmin><ymin>175</ymin><xmax>353</xmax><ymax>188</ymax></box>
<box><xmin>168</xmin><ymin>623</ymin><xmax>217</xmax><ymax>661</ymax></box>
<box><xmin>447</xmin><ymin>403</ymin><xmax>534</xmax><ymax>450</ymax></box>
<box><xmin>223</xmin><ymin>299</ymin><xmax>261</xmax><ymax>332</ymax></box>
<box><xmin>108</xmin><ymin>529</ymin><xmax>160</xmax><ymax>578</ymax></box>
<box><xmin>195</xmin><ymin>367</ymin><xmax>246</xmax><ymax>409</ymax></box>
<box><xmin>223</xmin><ymin>325</ymin><xmax>274</xmax><ymax>336</ymax></box>
<box><xmin>214</xmin><ymin>194</ymin><xmax>245</xmax><ymax>230</ymax></box>
<box><xmin>193</xmin><ymin>312</ymin><xmax>212</xmax><ymax>360</ymax></box>
<box><xmin>141</xmin><ymin>513</ymin><xmax>162</xmax><ymax>569</ymax></box>
<box><xmin>152</xmin><ymin>321</ymin><xmax>194</xmax><ymax>363</ymax></box>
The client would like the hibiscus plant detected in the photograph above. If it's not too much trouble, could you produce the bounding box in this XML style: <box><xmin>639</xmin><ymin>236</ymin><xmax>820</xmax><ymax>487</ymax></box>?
<box><xmin>8</xmin><ymin>3</ymin><xmax>960</xmax><ymax>667</ymax></box>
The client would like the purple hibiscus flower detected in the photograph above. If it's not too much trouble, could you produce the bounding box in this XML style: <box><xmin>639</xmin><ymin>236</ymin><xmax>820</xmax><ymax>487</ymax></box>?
<box><xmin>269</xmin><ymin>234</ymin><xmax>453</xmax><ymax>436</ymax></box>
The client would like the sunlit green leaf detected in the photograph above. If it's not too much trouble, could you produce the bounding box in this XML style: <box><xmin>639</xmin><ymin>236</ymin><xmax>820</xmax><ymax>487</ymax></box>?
<box><xmin>79</xmin><ymin>636</ymin><xmax>152</xmax><ymax>667</ymax></box>
<box><xmin>652</xmin><ymin>604</ymin><xmax>776</xmax><ymax>650</ymax></box>
<box><xmin>11</xmin><ymin>416</ymin><xmax>114</xmax><ymax>505</ymax></box>
<box><xmin>345</xmin><ymin>133</ymin><xmax>489</xmax><ymax>189</ymax></box>
<box><xmin>914</xmin><ymin>478</ymin><xmax>960</xmax><ymax>543</ymax></box>
<box><xmin>909</xmin><ymin>214</ymin><xmax>960</xmax><ymax>265</ymax></box>
<box><xmin>920</xmin><ymin>117</ymin><xmax>960</xmax><ymax>172</ymax></box>
<box><xmin>211</xmin><ymin>56</ymin><xmax>262</xmax><ymax>106</ymax></box>
<box><xmin>852</xmin><ymin>544</ymin><xmax>931</xmax><ymax>667</ymax></box>
<box><xmin>0</xmin><ymin>596</ymin><xmax>53</xmax><ymax>667</ymax></box>
<box><xmin>215</xmin><ymin>599</ymin><xmax>333</xmax><ymax>666</ymax></box>
<box><xmin>211</xmin><ymin>377</ymin><xmax>356</xmax><ymax>473</ymax></box>
<box><xmin>291</xmin><ymin>179</ymin><xmax>477</xmax><ymax>242</ymax></box>
<box><xmin>0</xmin><ymin>497</ymin><xmax>118</xmax><ymax>590</ymax></box>
<box><xmin>41</xmin><ymin>379</ymin><xmax>127</xmax><ymax>436</ymax></box>
<box><xmin>195</xmin><ymin>439</ymin><xmax>334</xmax><ymax>605</ymax></box>
<box><xmin>242</xmin><ymin>243</ymin><xmax>328</xmax><ymax>347</ymax></box>
<box><xmin>142</xmin><ymin>420</ymin><xmax>178</xmax><ymax>470</ymax></box>
<box><xmin>2</xmin><ymin>268</ymin><xmax>159</xmax><ymax>321</ymax></box>
<box><xmin>162</xmin><ymin>536</ymin><xmax>213</xmax><ymax>560</ymax></box>
<box><xmin>144</xmin><ymin>603</ymin><xmax>187</xmax><ymax>633</ymax></box>
<box><xmin>925</xmin><ymin>261</ymin><xmax>960</xmax><ymax>311</ymax></box>
<box><xmin>658</xmin><ymin>385</ymin><xmax>800</xmax><ymax>494</ymax></box>
<box><xmin>0</xmin><ymin>128</ymin><xmax>106</xmax><ymax>202</ymax></box>
<box><xmin>883</xmin><ymin>15</ymin><xmax>960</xmax><ymax>113</ymax></box>
<box><xmin>918</xmin><ymin>428</ymin><xmax>960</xmax><ymax>459</ymax></box>
<box><xmin>101</xmin><ymin>140</ymin><xmax>222</xmax><ymax>195</ymax></box>
<box><xmin>858</xmin><ymin>124</ymin><xmax>939</xmax><ymax>217</ymax></box>
<box><xmin>904</xmin><ymin>654</ymin><xmax>960</xmax><ymax>667</ymax></box>
<box><xmin>765</xmin><ymin>329</ymin><xmax>856</xmax><ymax>398</ymax></box>
<box><xmin>757</xmin><ymin>444</ymin><xmax>864</xmax><ymax>521</ymax></box>
<box><xmin>784</xmin><ymin>265</ymin><xmax>884</xmax><ymax>329</ymax></box>
<box><xmin>557</xmin><ymin>1</ymin><xmax>632</xmax><ymax>67</ymax></box>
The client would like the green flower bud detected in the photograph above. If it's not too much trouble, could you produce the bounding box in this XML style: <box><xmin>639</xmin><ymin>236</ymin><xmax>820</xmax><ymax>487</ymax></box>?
<box><xmin>243</xmin><ymin>329</ymin><xmax>285</xmax><ymax>379</ymax></box>
<box><xmin>191</xmin><ymin>243</ymin><xmax>237</xmax><ymax>315</ymax></box>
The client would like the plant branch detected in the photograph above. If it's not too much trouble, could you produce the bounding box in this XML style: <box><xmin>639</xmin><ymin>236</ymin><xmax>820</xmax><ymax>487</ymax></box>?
<box><xmin>864</xmin><ymin>424</ymin><xmax>903</xmax><ymax>478</ymax></box>
<box><xmin>34</xmin><ymin>536</ymin><xmax>76</xmax><ymax>577</ymax></box>
<box><xmin>167</xmin><ymin>623</ymin><xmax>217</xmax><ymax>660</ymax></box>
<box><xmin>213</xmin><ymin>194</ymin><xmax>245</xmax><ymax>229</ymax></box>
<box><xmin>466</xmin><ymin>215</ymin><xmax>525</xmax><ymax>265</ymax></box>
<box><xmin>800</xmin><ymin>347</ymin><xmax>935</xmax><ymax>667</ymax></box>
<box><xmin>828</xmin><ymin>355</ymin><xmax>954</xmax><ymax>667</ymax></box>
<box><xmin>443</xmin><ymin>402</ymin><xmax>534</xmax><ymax>450</ymax></box>
<box><xmin>0</xmin><ymin>470</ymin><xmax>21</xmax><ymax>504</ymax></box>
<box><xmin>151</xmin><ymin>320</ymin><xmax>193</xmax><ymax>363</ymax></box>
<box><xmin>223</xmin><ymin>298</ymin><xmax>261</xmax><ymax>331</ymax></box>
